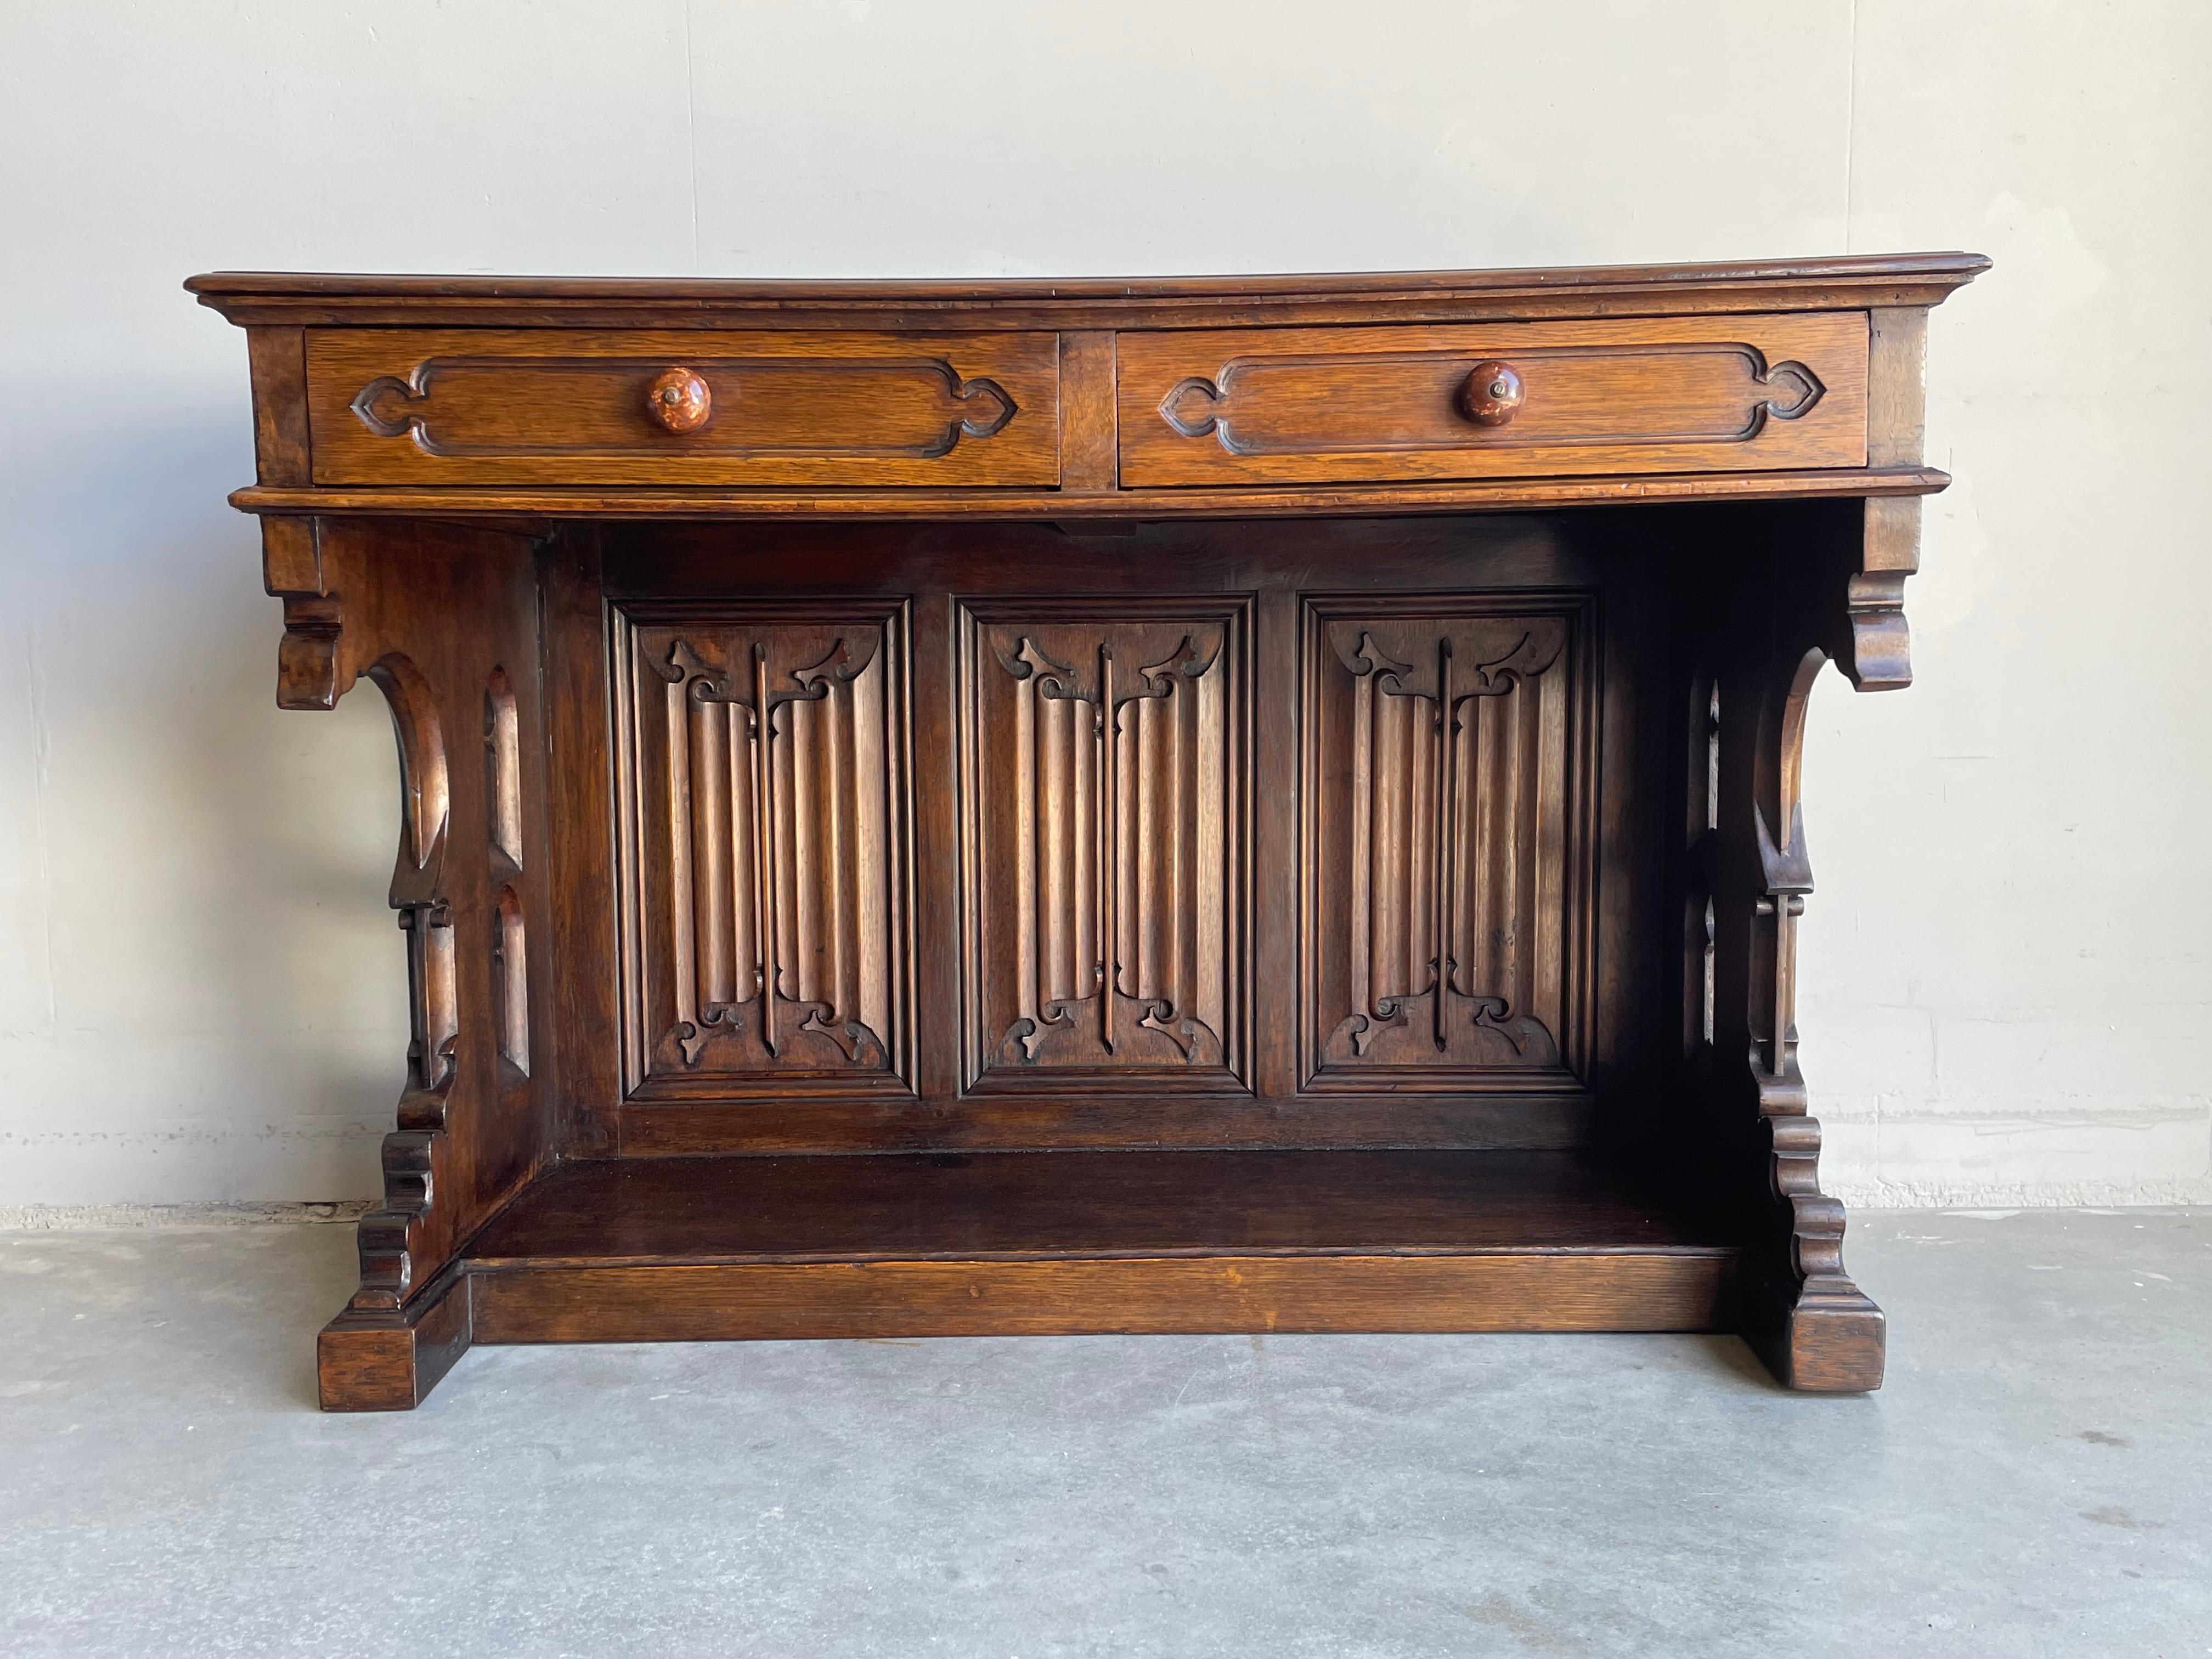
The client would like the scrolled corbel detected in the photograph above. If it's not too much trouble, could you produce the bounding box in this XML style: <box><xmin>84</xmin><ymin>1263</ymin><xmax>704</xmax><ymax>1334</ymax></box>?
<box><xmin>261</xmin><ymin>516</ymin><xmax>352</xmax><ymax>710</ymax></box>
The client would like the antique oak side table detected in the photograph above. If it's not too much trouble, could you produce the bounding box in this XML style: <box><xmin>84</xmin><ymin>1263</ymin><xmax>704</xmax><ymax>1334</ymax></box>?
<box><xmin>189</xmin><ymin>254</ymin><xmax>1984</xmax><ymax>1409</ymax></box>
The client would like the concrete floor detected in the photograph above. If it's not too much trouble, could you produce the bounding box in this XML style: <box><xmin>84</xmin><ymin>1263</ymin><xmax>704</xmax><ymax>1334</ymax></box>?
<box><xmin>0</xmin><ymin>1211</ymin><xmax>2205</xmax><ymax>1658</ymax></box>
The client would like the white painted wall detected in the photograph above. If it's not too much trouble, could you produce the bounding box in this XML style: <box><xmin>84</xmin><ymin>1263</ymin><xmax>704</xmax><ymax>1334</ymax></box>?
<box><xmin>1</xmin><ymin>2</ymin><xmax>2204</xmax><ymax>1207</ymax></box>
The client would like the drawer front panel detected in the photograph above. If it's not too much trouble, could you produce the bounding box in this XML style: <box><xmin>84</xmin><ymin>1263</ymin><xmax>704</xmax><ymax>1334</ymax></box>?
<box><xmin>1117</xmin><ymin>313</ymin><xmax>1866</xmax><ymax>487</ymax></box>
<box><xmin>307</xmin><ymin>329</ymin><xmax>1060</xmax><ymax>486</ymax></box>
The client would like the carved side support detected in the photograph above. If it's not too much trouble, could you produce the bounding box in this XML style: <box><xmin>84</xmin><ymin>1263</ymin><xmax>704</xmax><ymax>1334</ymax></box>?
<box><xmin>1686</xmin><ymin>490</ymin><xmax>1927</xmax><ymax>1392</ymax></box>
<box><xmin>264</xmin><ymin>516</ymin><xmax>553</xmax><ymax>1409</ymax></box>
<box><xmin>1735</xmin><ymin>639</ymin><xmax>1886</xmax><ymax>1391</ymax></box>
<box><xmin>348</xmin><ymin>652</ymin><xmax>457</xmax><ymax>1314</ymax></box>
<box><xmin>1672</xmin><ymin>306</ymin><xmax>1942</xmax><ymax>1393</ymax></box>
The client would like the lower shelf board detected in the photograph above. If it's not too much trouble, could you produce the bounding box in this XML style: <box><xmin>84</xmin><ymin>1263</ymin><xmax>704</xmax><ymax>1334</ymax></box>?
<box><xmin>465</xmin><ymin>1250</ymin><xmax>1741</xmax><ymax>1346</ymax></box>
<box><xmin>319</xmin><ymin>1149</ymin><xmax>1756</xmax><ymax>1407</ymax></box>
<box><xmin>459</xmin><ymin>1147</ymin><xmax>1743</xmax><ymax>1342</ymax></box>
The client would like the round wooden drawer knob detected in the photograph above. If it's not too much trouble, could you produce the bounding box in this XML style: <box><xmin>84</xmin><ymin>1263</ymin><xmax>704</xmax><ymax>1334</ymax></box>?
<box><xmin>1459</xmin><ymin>362</ymin><xmax>1523</xmax><ymax>427</ymax></box>
<box><xmin>646</xmin><ymin>367</ymin><xmax>712</xmax><ymax>433</ymax></box>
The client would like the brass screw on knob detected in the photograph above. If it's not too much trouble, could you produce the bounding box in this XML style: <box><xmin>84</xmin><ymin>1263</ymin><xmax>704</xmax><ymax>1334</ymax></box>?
<box><xmin>646</xmin><ymin>367</ymin><xmax>712</xmax><ymax>433</ymax></box>
<box><xmin>1459</xmin><ymin>360</ymin><xmax>1523</xmax><ymax>427</ymax></box>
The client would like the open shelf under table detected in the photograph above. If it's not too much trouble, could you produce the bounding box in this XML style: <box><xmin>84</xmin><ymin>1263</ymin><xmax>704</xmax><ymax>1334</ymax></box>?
<box><xmin>450</xmin><ymin>1149</ymin><xmax>1746</xmax><ymax>1347</ymax></box>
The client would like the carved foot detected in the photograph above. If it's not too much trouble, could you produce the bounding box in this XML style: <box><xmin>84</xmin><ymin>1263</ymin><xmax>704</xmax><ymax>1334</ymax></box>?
<box><xmin>1743</xmin><ymin>1274</ymin><xmax>1886</xmax><ymax>1392</ymax></box>
<box><xmin>316</xmin><ymin>1270</ymin><xmax>473</xmax><ymax>1410</ymax></box>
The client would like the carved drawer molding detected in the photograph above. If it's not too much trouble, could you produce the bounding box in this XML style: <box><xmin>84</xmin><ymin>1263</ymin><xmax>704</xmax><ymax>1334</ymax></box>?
<box><xmin>1300</xmin><ymin>592</ymin><xmax>1598</xmax><ymax>1094</ymax></box>
<box><xmin>956</xmin><ymin>596</ymin><xmax>1251</xmax><ymax>1094</ymax></box>
<box><xmin>1118</xmin><ymin>313</ymin><xmax>1867</xmax><ymax>487</ymax></box>
<box><xmin>305</xmin><ymin>328</ymin><xmax>1060</xmax><ymax>488</ymax></box>
<box><xmin>613</xmin><ymin>600</ymin><xmax>915</xmax><ymax>1099</ymax></box>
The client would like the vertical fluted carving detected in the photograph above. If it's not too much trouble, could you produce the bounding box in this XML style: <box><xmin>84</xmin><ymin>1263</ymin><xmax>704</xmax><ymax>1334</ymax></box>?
<box><xmin>1305</xmin><ymin>600</ymin><xmax>1593</xmax><ymax>1088</ymax></box>
<box><xmin>963</xmin><ymin>605</ymin><xmax>1244</xmax><ymax>1082</ymax></box>
<box><xmin>634</xmin><ymin>618</ymin><xmax>905</xmax><ymax>1080</ymax></box>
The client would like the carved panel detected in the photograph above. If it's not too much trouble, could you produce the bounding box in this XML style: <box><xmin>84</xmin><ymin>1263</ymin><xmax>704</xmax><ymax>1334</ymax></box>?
<box><xmin>1116</xmin><ymin>313</ymin><xmax>1869</xmax><ymax>487</ymax></box>
<box><xmin>1158</xmin><ymin>346</ymin><xmax>1822</xmax><ymax>455</ymax></box>
<box><xmin>615</xmin><ymin>601</ymin><xmax>912</xmax><ymax>1098</ymax></box>
<box><xmin>350</xmin><ymin>356</ymin><xmax>1015</xmax><ymax>459</ymax></box>
<box><xmin>957</xmin><ymin>598</ymin><xmax>1249</xmax><ymax>1092</ymax></box>
<box><xmin>304</xmin><ymin>328</ymin><xmax>1061</xmax><ymax>488</ymax></box>
<box><xmin>1300</xmin><ymin>593</ymin><xmax>1596</xmax><ymax>1092</ymax></box>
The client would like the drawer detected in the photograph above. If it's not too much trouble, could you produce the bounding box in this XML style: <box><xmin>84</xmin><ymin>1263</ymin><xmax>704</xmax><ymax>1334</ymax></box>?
<box><xmin>1116</xmin><ymin>313</ymin><xmax>1866</xmax><ymax>487</ymax></box>
<box><xmin>306</xmin><ymin>329</ymin><xmax>1060</xmax><ymax>487</ymax></box>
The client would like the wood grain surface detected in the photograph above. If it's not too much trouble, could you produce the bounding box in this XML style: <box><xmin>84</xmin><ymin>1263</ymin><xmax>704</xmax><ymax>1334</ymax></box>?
<box><xmin>188</xmin><ymin>251</ymin><xmax>1989</xmax><ymax>332</ymax></box>
<box><xmin>195</xmin><ymin>255</ymin><xmax>1988</xmax><ymax>1406</ymax></box>
<box><xmin>306</xmin><ymin>328</ymin><xmax>1060</xmax><ymax>487</ymax></box>
<box><xmin>227</xmin><ymin>465</ymin><xmax>1950</xmax><ymax>523</ymax></box>
<box><xmin>462</xmin><ymin>1147</ymin><xmax>1731</xmax><ymax>1266</ymax></box>
<box><xmin>469</xmin><ymin>1254</ymin><xmax>1739</xmax><ymax>1345</ymax></box>
<box><xmin>1119</xmin><ymin>313</ymin><xmax>1866</xmax><ymax>486</ymax></box>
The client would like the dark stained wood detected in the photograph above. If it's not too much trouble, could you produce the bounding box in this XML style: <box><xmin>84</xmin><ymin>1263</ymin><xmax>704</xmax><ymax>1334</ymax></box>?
<box><xmin>244</xmin><ymin>328</ymin><xmax>312</xmax><ymax>486</ymax></box>
<box><xmin>465</xmin><ymin>1148</ymin><xmax>1732</xmax><ymax>1265</ymax></box>
<box><xmin>613</xmin><ymin>1092</ymin><xmax>1603</xmax><ymax>1156</ymax></box>
<box><xmin>187</xmin><ymin>251</ymin><xmax>1989</xmax><ymax>331</ymax></box>
<box><xmin>611</xmin><ymin>597</ymin><xmax>916</xmax><ymax>1099</ymax></box>
<box><xmin>541</xmin><ymin>532</ymin><xmax>622</xmax><ymax>1157</ymax></box>
<box><xmin>188</xmin><ymin>254</ymin><xmax>1985</xmax><ymax>1408</ymax></box>
<box><xmin>270</xmin><ymin>516</ymin><xmax>561</xmax><ymax>1314</ymax></box>
<box><xmin>316</xmin><ymin>1268</ymin><xmax>472</xmax><ymax>1412</ymax></box>
<box><xmin>307</xmin><ymin>327</ymin><xmax>1059</xmax><ymax>488</ymax></box>
<box><xmin>470</xmin><ymin>1254</ymin><xmax>1738</xmax><ymax>1346</ymax></box>
<box><xmin>589</xmin><ymin>512</ymin><xmax>1665</xmax><ymax>1152</ymax></box>
<box><xmin>1056</xmin><ymin>330</ymin><xmax>1119</xmax><ymax>492</ymax></box>
<box><xmin>1118</xmin><ymin>312</ymin><xmax>1867</xmax><ymax>487</ymax></box>
<box><xmin>224</xmin><ymin>465</ymin><xmax>1953</xmax><ymax>524</ymax></box>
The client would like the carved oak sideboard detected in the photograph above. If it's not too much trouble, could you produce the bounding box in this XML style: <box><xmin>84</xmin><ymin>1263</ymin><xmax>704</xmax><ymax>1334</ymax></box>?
<box><xmin>189</xmin><ymin>254</ymin><xmax>1984</xmax><ymax>1409</ymax></box>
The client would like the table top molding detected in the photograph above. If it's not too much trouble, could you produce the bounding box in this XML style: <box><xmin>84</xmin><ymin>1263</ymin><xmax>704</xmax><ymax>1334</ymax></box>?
<box><xmin>189</xmin><ymin>251</ymin><xmax>1989</xmax><ymax>330</ymax></box>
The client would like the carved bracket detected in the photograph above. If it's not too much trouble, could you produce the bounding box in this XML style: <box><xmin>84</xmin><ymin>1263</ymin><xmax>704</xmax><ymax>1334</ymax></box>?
<box><xmin>262</xmin><ymin>517</ymin><xmax>351</xmax><ymax>711</ymax></box>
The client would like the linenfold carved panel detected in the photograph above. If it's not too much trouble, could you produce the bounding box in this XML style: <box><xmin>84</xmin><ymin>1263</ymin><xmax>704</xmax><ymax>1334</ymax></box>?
<box><xmin>614</xmin><ymin>601</ymin><xmax>912</xmax><ymax>1097</ymax></box>
<box><xmin>1300</xmin><ymin>593</ymin><xmax>1596</xmax><ymax>1092</ymax></box>
<box><xmin>957</xmin><ymin>597</ymin><xmax>1249</xmax><ymax>1092</ymax></box>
